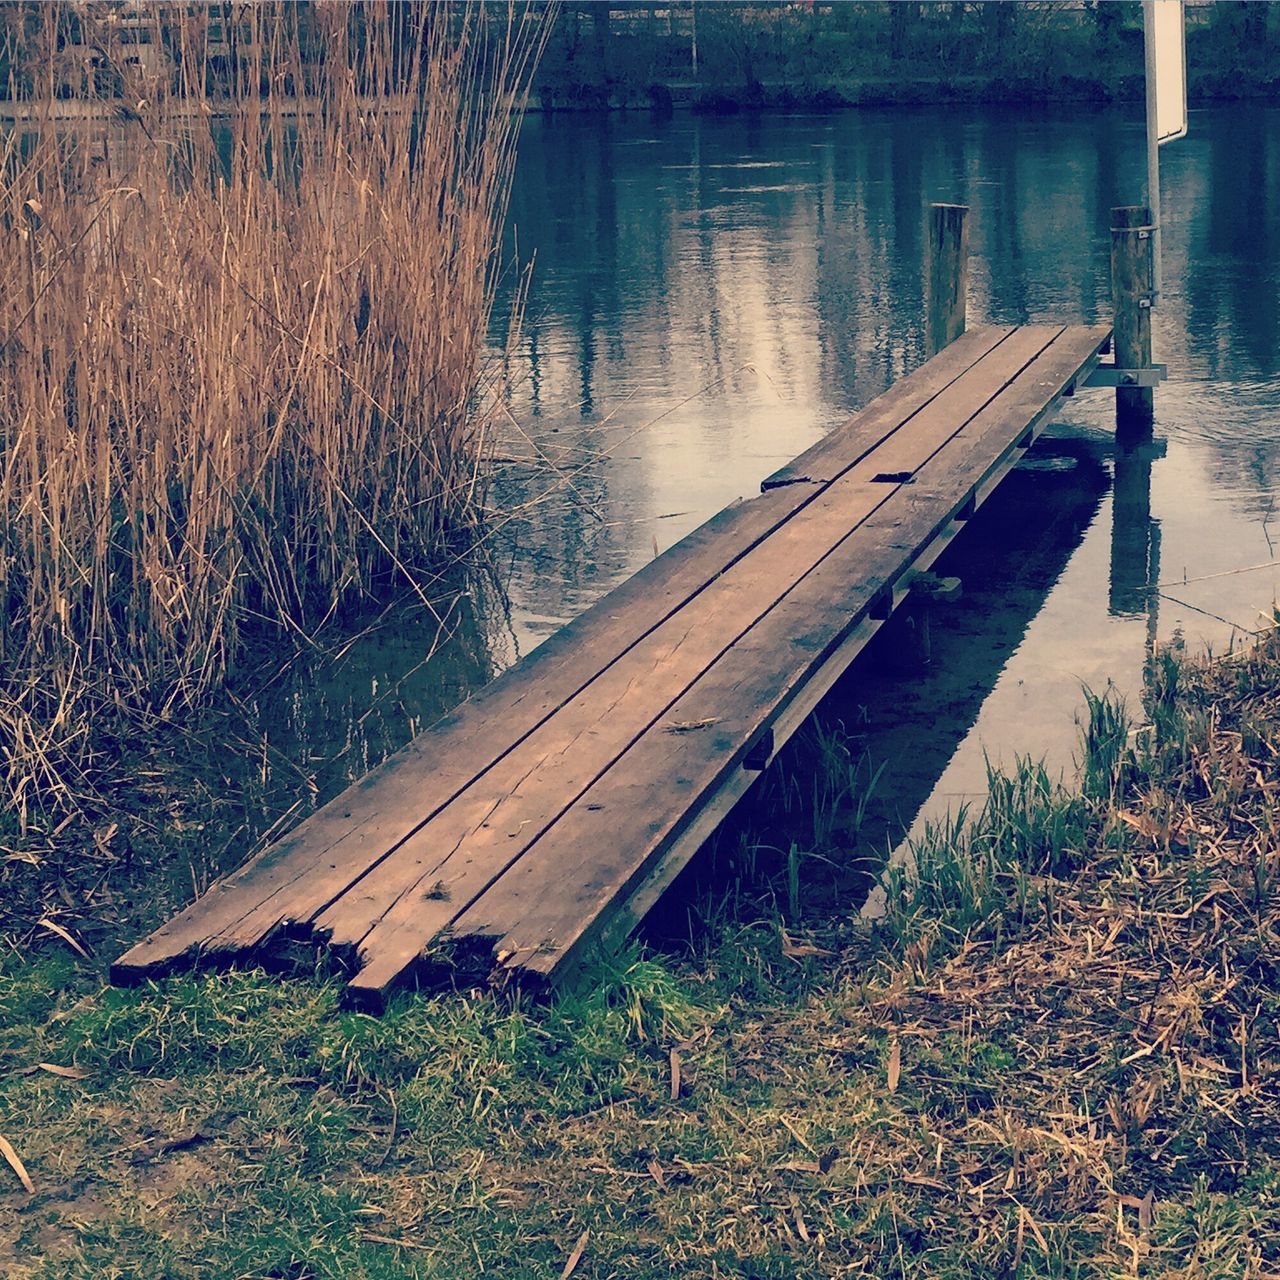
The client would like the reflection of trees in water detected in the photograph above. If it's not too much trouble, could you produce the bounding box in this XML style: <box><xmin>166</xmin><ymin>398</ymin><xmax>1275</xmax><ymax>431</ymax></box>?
<box><xmin>1172</xmin><ymin>108</ymin><xmax>1280</xmax><ymax>505</ymax></box>
<box><xmin>247</xmin><ymin>570</ymin><xmax>497</xmax><ymax>786</ymax></box>
<box><xmin>491</xmin><ymin>104</ymin><xmax>1280</xmax><ymax>612</ymax></box>
<box><xmin>1194</xmin><ymin>107</ymin><xmax>1280</xmax><ymax>379</ymax></box>
<box><xmin>492</xmin><ymin>113</ymin><xmax>649</xmax><ymax>630</ymax></box>
<box><xmin>488</xmin><ymin>436</ymin><xmax>631</xmax><ymax>638</ymax></box>
<box><xmin>1188</xmin><ymin>386</ymin><xmax>1280</xmax><ymax>519</ymax></box>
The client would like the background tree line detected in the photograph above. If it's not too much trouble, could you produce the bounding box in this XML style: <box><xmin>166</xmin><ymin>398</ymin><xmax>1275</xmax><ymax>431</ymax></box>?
<box><xmin>3</xmin><ymin>3</ymin><xmax>1274</xmax><ymax>109</ymax></box>
<box><xmin>534</xmin><ymin>1</ymin><xmax>1280</xmax><ymax>110</ymax></box>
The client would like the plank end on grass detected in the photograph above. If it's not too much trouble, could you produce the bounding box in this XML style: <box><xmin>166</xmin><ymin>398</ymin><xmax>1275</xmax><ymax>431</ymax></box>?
<box><xmin>108</xmin><ymin>905</ymin><xmax>227</xmax><ymax>985</ymax></box>
<box><xmin>340</xmin><ymin>930</ymin><xmax>504</xmax><ymax>1013</ymax></box>
<box><xmin>109</xmin><ymin>943</ymin><xmax>182</xmax><ymax>988</ymax></box>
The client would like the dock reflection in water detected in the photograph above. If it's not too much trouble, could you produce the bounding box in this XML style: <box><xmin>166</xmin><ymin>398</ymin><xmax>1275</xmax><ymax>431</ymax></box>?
<box><xmin>488</xmin><ymin>103</ymin><xmax>1280</xmax><ymax>884</ymax></box>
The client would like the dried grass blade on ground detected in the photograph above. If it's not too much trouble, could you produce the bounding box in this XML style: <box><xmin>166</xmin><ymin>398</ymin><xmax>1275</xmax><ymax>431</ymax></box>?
<box><xmin>0</xmin><ymin>1134</ymin><xmax>34</xmax><ymax>1195</ymax></box>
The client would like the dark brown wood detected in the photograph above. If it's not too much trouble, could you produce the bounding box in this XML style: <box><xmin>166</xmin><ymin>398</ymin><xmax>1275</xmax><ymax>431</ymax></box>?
<box><xmin>111</xmin><ymin>328</ymin><xmax>1011</xmax><ymax>984</ymax></box>
<box><xmin>762</xmin><ymin>325</ymin><xmax>1011</xmax><ymax>490</ymax></box>
<box><xmin>113</xmin><ymin>323</ymin><xmax>1113</xmax><ymax>1012</ymax></box>
<box><xmin>925</xmin><ymin>203</ymin><xmax>969</xmax><ymax>357</ymax></box>
<box><xmin>219</xmin><ymin>330</ymin><xmax>1037</xmax><ymax>955</ymax></box>
<box><xmin>312</xmin><ymin>329</ymin><xmax>1060</xmax><ymax>983</ymax></box>
<box><xmin>334</xmin><ymin>329</ymin><xmax>1073</xmax><ymax>1007</ymax></box>
<box><xmin>1110</xmin><ymin>205</ymin><xmax>1155</xmax><ymax>432</ymax></box>
<box><xmin>112</xmin><ymin>492</ymin><xmax>801</xmax><ymax>978</ymax></box>
<box><xmin>419</xmin><ymin>327</ymin><xmax>1110</xmax><ymax>999</ymax></box>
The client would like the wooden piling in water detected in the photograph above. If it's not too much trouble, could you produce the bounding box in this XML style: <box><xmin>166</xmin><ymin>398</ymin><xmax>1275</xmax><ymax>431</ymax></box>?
<box><xmin>1110</xmin><ymin>205</ymin><xmax>1156</xmax><ymax>433</ymax></box>
<box><xmin>925</xmin><ymin>203</ymin><xmax>969</xmax><ymax>357</ymax></box>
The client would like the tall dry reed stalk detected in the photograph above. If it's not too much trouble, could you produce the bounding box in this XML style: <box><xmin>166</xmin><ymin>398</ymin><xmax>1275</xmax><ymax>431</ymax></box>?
<box><xmin>0</xmin><ymin>3</ymin><xmax>541</xmax><ymax>825</ymax></box>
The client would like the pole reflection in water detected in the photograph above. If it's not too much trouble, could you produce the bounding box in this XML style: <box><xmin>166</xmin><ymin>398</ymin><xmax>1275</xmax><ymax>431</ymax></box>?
<box><xmin>1109</xmin><ymin>424</ymin><xmax>1164</xmax><ymax>668</ymax></box>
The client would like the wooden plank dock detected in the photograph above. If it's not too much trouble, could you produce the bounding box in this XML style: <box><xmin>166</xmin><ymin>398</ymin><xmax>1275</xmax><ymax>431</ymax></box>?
<box><xmin>112</xmin><ymin>321</ymin><xmax>1110</xmax><ymax>1010</ymax></box>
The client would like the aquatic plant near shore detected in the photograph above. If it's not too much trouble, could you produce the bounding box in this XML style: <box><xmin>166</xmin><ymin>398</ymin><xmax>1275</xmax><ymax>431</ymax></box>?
<box><xmin>0</xmin><ymin>4</ymin><xmax>542</xmax><ymax>821</ymax></box>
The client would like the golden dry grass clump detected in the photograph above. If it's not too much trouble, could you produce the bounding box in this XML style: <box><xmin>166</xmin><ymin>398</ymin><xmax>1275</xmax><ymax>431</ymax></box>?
<box><xmin>0</xmin><ymin>3</ymin><xmax>539</xmax><ymax>821</ymax></box>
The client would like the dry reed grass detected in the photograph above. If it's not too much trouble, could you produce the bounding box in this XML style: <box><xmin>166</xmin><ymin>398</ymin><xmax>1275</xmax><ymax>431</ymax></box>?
<box><xmin>0</xmin><ymin>3</ymin><xmax>540</xmax><ymax>825</ymax></box>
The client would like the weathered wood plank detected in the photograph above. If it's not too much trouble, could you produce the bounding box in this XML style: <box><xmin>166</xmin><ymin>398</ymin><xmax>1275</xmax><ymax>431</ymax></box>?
<box><xmin>230</xmin><ymin>331</ymin><xmax>1041</xmax><ymax>953</ymax></box>
<box><xmin>111</xmin><ymin>326</ymin><xmax>1016</xmax><ymax>983</ymax></box>
<box><xmin>327</xmin><ymin>328</ymin><xmax>1066</xmax><ymax>1004</ymax></box>
<box><xmin>760</xmin><ymin>326</ymin><xmax>1012</xmax><ymax>490</ymax></box>
<box><xmin>110</xmin><ymin>323</ymin><xmax>1112</xmax><ymax>1007</ymax></box>
<box><xmin>925</xmin><ymin>203</ymin><xmax>970</xmax><ymax>357</ymax></box>
<box><xmin>111</xmin><ymin>492</ymin><xmax>793</xmax><ymax>979</ymax></box>
<box><xmin>462</xmin><ymin>327</ymin><xmax>1110</xmax><ymax>980</ymax></box>
<box><xmin>344</xmin><ymin>325</ymin><xmax>1106</xmax><ymax>1008</ymax></box>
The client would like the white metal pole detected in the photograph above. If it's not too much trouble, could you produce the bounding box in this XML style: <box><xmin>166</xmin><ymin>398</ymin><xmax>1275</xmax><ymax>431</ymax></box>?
<box><xmin>1143</xmin><ymin>0</ymin><xmax>1162</xmax><ymax>301</ymax></box>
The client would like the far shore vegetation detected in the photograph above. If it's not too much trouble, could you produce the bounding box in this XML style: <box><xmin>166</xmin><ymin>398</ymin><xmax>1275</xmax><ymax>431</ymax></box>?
<box><xmin>530</xmin><ymin>2</ymin><xmax>1280</xmax><ymax>113</ymax></box>
<box><xmin>3</xmin><ymin>632</ymin><xmax>1278</xmax><ymax>1276</ymax></box>
<box><xmin>6</xmin><ymin>5</ymin><xmax>1279</xmax><ymax>118</ymax></box>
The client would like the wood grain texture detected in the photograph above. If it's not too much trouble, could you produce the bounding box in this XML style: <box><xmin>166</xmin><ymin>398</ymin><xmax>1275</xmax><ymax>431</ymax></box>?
<box><xmin>761</xmin><ymin>326</ymin><xmax>1011</xmax><ymax>491</ymax></box>
<box><xmin>112</xmin><ymin>323</ymin><xmax>1112</xmax><ymax>1009</ymax></box>
<box><xmin>336</xmin><ymin>327</ymin><xmax>1067</xmax><ymax>1006</ymax></box>
<box><xmin>925</xmin><ymin>203</ymin><xmax>970</xmax><ymax>357</ymax></box>
<box><xmin>1110</xmin><ymin>205</ymin><xmax>1155</xmax><ymax>427</ymax></box>
<box><xmin>112</xmin><ymin>326</ymin><xmax>1013</xmax><ymax>983</ymax></box>
<box><xmin>348</xmin><ymin>326</ymin><xmax>1107</xmax><ymax>1005</ymax></box>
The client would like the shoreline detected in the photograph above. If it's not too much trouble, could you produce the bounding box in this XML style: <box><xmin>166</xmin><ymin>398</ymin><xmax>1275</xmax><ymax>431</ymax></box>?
<box><xmin>5</xmin><ymin>79</ymin><xmax>1278</xmax><ymax>125</ymax></box>
<box><xmin>523</xmin><ymin>71</ymin><xmax>1279</xmax><ymax>115</ymax></box>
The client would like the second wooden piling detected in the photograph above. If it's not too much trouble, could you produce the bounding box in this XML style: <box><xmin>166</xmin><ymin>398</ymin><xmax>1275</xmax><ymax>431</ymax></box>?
<box><xmin>1110</xmin><ymin>204</ymin><xmax>1156</xmax><ymax>433</ymax></box>
<box><xmin>925</xmin><ymin>203</ymin><xmax>969</xmax><ymax>357</ymax></box>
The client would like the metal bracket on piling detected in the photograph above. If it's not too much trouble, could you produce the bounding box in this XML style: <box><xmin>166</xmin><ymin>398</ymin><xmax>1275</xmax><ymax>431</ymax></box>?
<box><xmin>1111</xmin><ymin>205</ymin><xmax>1158</xmax><ymax>432</ymax></box>
<box><xmin>1085</xmin><ymin>363</ymin><xmax>1167</xmax><ymax>389</ymax></box>
<box><xmin>911</xmin><ymin>572</ymin><xmax>963</xmax><ymax>604</ymax></box>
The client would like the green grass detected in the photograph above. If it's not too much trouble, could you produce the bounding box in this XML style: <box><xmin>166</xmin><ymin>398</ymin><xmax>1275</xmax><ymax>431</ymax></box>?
<box><xmin>3</xmin><ymin>637</ymin><xmax>1280</xmax><ymax>1278</ymax></box>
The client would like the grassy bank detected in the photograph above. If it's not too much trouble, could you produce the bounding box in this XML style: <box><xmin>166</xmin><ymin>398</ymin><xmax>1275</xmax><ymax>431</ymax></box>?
<box><xmin>0</xmin><ymin>4</ymin><xmax>537</xmax><ymax>827</ymax></box>
<box><xmin>2</xmin><ymin>629</ymin><xmax>1278</xmax><ymax>1277</ymax></box>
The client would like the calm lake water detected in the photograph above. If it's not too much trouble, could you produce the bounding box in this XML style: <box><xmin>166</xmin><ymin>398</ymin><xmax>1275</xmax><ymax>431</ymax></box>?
<box><xmin>253</xmin><ymin>102</ymin><xmax>1280</xmax><ymax>905</ymax></box>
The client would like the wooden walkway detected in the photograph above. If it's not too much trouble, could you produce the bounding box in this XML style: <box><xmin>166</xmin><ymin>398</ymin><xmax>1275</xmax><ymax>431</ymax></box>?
<box><xmin>112</xmin><ymin>323</ymin><xmax>1110</xmax><ymax>1010</ymax></box>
